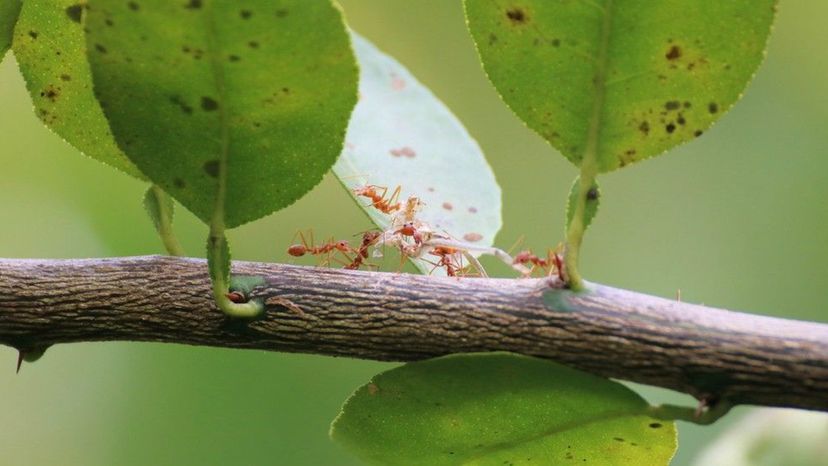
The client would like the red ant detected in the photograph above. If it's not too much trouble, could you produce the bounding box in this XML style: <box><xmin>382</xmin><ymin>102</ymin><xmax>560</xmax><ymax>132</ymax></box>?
<box><xmin>287</xmin><ymin>230</ymin><xmax>355</xmax><ymax>266</ymax></box>
<box><xmin>394</xmin><ymin>222</ymin><xmax>424</xmax><ymax>245</ymax></box>
<box><xmin>428</xmin><ymin>246</ymin><xmax>462</xmax><ymax>277</ymax></box>
<box><xmin>353</xmin><ymin>185</ymin><xmax>402</xmax><ymax>214</ymax></box>
<box><xmin>345</xmin><ymin>231</ymin><xmax>381</xmax><ymax>270</ymax></box>
<box><xmin>513</xmin><ymin>249</ymin><xmax>565</xmax><ymax>279</ymax></box>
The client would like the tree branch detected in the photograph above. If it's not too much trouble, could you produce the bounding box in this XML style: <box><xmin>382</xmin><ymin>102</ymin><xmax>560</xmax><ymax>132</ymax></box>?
<box><xmin>0</xmin><ymin>256</ymin><xmax>826</xmax><ymax>412</ymax></box>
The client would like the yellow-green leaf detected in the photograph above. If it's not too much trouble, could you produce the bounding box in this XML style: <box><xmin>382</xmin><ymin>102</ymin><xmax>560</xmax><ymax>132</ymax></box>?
<box><xmin>332</xmin><ymin>353</ymin><xmax>677</xmax><ymax>465</ymax></box>
<box><xmin>465</xmin><ymin>0</ymin><xmax>776</xmax><ymax>172</ymax></box>
<box><xmin>12</xmin><ymin>0</ymin><xmax>144</xmax><ymax>179</ymax></box>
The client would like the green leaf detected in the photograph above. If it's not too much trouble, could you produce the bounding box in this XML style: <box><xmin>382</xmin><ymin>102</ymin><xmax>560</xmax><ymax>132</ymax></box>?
<box><xmin>566</xmin><ymin>177</ymin><xmax>599</xmax><ymax>230</ymax></box>
<box><xmin>85</xmin><ymin>0</ymin><xmax>358</xmax><ymax>228</ymax></box>
<box><xmin>331</xmin><ymin>353</ymin><xmax>677</xmax><ymax>465</ymax></box>
<box><xmin>11</xmin><ymin>0</ymin><xmax>144</xmax><ymax>179</ymax></box>
<box><xmin>0</xmin><ymin>0</ymin><xmax>20</xmax><ymax>59</ymax></box>
<box><xmin>333</xmin><ymin>33</ymin><xmax>501</xmax><ymax>274</ymax></box>
<box><xmin>464</xmin><ymin>0</ymin><xmax>776</xmax><ymax>172</ymax></box>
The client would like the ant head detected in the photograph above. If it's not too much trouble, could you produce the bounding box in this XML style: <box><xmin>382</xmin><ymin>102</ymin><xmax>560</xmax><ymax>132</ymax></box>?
<box><xmin>514</xmin><ymin>250</ymin><xmax>533</xmax><ymax>262</ymax></box>
<box><xmin>335</xmin><ymin>240</ymin><xmax>350</xmax><ymax>250</ymax></box>
<box><xmin>398</xmin><ymin>222</ymin><xmax>417</xmax><ymax>235</ymax></box>
<box><xmin>287</xmin><ymin>244</ymin><xmax>307</xmax><ymax>257</ymax></box>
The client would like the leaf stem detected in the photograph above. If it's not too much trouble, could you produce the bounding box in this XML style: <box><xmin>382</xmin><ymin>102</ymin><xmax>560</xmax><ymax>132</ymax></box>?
<box><xmin>150</xmin><ymin>185</ymin><xmax>185</xmax><ymax>257</ymax></box>
<box><xmin>202</xmin><ymin>1</ymin><xmax>261</xmax><ymax>318</ymax></box>
<box><xmin>647</xmin><ymin>400</ymin><xmax>733</xmax><ymax>426</ymax></box>
<box><xmin>564</xmin><ymin>0</ymin><xmax>613</xmax><ymax>291</ymax></box>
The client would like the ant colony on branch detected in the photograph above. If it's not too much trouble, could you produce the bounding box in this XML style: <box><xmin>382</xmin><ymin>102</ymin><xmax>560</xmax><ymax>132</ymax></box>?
<box><xmin>286</xmin><ymin>184</ymin><xmax>566</xmax><ymax>280</ymax></box>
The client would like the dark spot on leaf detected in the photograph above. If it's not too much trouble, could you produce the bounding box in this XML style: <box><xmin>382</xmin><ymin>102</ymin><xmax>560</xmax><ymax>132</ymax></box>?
<box><xmin>201</xmin><ymin>96</ymin><xmax>219</xmax><ymax>111</ymax></box>
<box><xmin>105</xmin><ymin>18</ymin><xmax>114</xmax><ymax>26</ymax></box>
<box><xmin>173</xmin><ymin>178</ymin><xmax>186</xmax><ymax>188</ymax></box>
<box><xmin>60</xmin><ymin>74</ymin><xmax>71</xmax><ymax>81</ymax></box>
<box><xmin>694</xmin><ymin>130</ymin><xmax>703</xmax><ymax>137</ymax></box>
<box><xmin>390</xmin><ymin>146</ymin><xmax>416</xmax><ymax>158</ymax></box>
<box><xmin>248</xmin><ymin>40</ymin><xmax>259</xmax><ymax>48</ymax></box>
<box><xmin>240</xmin><ymin>9</ymin><xmax>252</xmax><ymax>19</ymax></box>
<box><xmin>587</xmin><ymin>187</ymin><xmax>599</xmax><ymax>200</ymax></box>
<box><xmin>275</xmin><ymin>8</ymin><xmax>288</xmax><ymax>18</ymax></box>
<box><xmin>677</xmin><ymin>115</ymin><xmax>686</xmax><ymax>125</ymax></box>
<box><xmin>95</xmin><ymin>43</ymin><xmax>107</xmax><ymax>53</ymax></box>
<box><xmin>169</xmin><ymin>95</ymin><xmax>193</xmax><ymax>114</ymax></box>
<box><xmin>203</xmin><ymin>160</ymin><xmax>220</xmax><ymax>178</ymax></box>
<box><xmin>281</xmin><ymin>87</ymin><xmax>290</xmax><ymax>94</ymax></box>
<box><xmin>665</xmin><ymin>123</ymin><xmax>676</xmax><ymax>133</ymax></box>
<box><xmin>683</xmin><ymin>101</ymin><xmax>692</xmax><ymax>108</ymax></box>
<box><xmin>613</xmin><ymin>437</ymin><xmax>624</xmax><ymax>442</ymax></box>
<box><xmin>664</xmin><ymin>100</ymin><xmax>680</xmax><ymax>111</ymax></box>
<box><xmin>464</xmin><ymin>233</ymin><xmax>483</xmax><ymax>242</ymax></box>
<box><xmin>638</xmin><ymin>121</ymin><xmax>650</xmax><ymax>135</ymax></box>
<box><xmin>708</xmin><ymin>102</ymin><xmax>718</xmax><ymax>114</ymax></box>
<box><xmin>665</xmin><ymin>45</ymin><xmax>681</xmax><ymax>60</ymax></box>
<box><xmin>649</xmin><ymin>422</ymin><xmax>663</xmax><ymax>429</ymax></box>
<box><xmin>488</xmin><ymin>33</ymin><xmax>498</xmax><ymax>45</ymax></box>
<box><xmin>40</xmin><ymin>85</ymin><xmax>60</xmax><ymax>102</ymax></box>
<box><xmin>65</xmin><ymin>4</ymin><xmax>83</xmax><ymax>23</ymax></box>
<box><xmin>551</xmin><ymin>38</ymin><xmax>560</xmax><ymax>47</ymax></box>
<box><xmin>506</xmin><ymin>7</ymin><xmax>527</xmax><ymax>24</ymax></box>
<box><xmin>182</xmin><ymin>45</ymin><xmax>190</xmax><ymax>53</ymax></box>
<box><xmin>253</xmin><ymin>121</ymin><xmax>261</xmax><ymax>128</ymax></box>
<box><xmin>228</xmin><ymin>54</ymin><xmax>240</xmax><ymax>62</ymax></box>
<box><xmin>185</xmin><ymin>0</ymin><xmax>202</xmax><ymax>9</ymax></box>
<box><xmin>28</xmin><ymin>31</ymin><xmax>38</xmax><ymax>39</ymax></box>
<box><xmin>128</xmin><ymin>1</ymin><xmax>140</xmax><ymax>11</ymax></box>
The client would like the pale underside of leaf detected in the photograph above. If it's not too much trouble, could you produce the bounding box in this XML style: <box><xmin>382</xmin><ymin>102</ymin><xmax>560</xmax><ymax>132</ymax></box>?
<box><xmin>331</xmin><ymin>353</ymin><xmax>676</xmax><ymax>465</ymax></box>
<box><xmin>333</xmin><ymin>33</ymin><xmax>501</xmax><ymax>274</ymax></box>
<box><xmin>465</xmin><ymin>0</ymin><xmax>777</xmax><ymax>172</ymax></box>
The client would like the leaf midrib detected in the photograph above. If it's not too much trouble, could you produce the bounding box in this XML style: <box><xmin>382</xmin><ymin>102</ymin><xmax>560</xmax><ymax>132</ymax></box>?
<box><xmin>461</xmin><ymin>407</ymin><xmax>647</xmax><ymax>464</ymax></box>
<box><xmin>202</xmin><ymin>0</ymin><xmax>230</xmax><ymax>231</ymax></box>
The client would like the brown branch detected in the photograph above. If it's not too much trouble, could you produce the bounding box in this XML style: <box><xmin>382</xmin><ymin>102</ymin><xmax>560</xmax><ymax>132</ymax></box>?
<box><xmin>0</xmin><ymin>256</ymin><xmax>826</xmax><ymax>412</ymax></box>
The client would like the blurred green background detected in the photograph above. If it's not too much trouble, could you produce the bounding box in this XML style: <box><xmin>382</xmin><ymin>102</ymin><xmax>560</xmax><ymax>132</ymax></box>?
<box><xmin>1</xmin><ymin>1</ymin><xmax>826</xmax><ymax>465</ymax></box>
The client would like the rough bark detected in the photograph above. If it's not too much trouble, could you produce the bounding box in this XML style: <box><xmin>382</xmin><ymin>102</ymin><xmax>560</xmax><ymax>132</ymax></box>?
<box><xmin>0</xmin><ymin>256</ymin><xmax>826</xmax><ymax>411</ymax></box>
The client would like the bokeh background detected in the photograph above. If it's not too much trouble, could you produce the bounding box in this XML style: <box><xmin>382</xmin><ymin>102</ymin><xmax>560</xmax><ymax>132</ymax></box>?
<box><xmin>1</xmin><ymin>1</ymin><xmax>826</xmax><ymax>464</ymax></box>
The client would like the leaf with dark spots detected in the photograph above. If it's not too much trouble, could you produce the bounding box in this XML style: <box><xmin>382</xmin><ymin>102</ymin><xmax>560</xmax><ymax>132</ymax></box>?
<box><xmin>28</xmin><ymin>30</ymin><xmax>38</xmax><ymax>39</ymax></box>
<box><xmin>85</xmin><ymin>0</ymin><xmax>357</xmax><ymax>228</ymax></box>
<box><xmin>240</xmin><ymin>9</ymin><xmax>251</xmax><ymax>19</ymax></box>
<box><xmin>127</xmin><ymin>1</ymin><xmax>140</xmax><ymax>11</ymax></box>
<box><xmin>94</xmin><ymin>43</ymin><xmax>106</xmax><ymax>53</ymax></box>
<box><xmin>332</xmin><ymin>354</ymin><xmax>676</xmax><ymax>465</ymax></box>
<box><xmin>275</xmin><ymin>8</ymin><xmax>288</xmax><ymax>18</ymax></box>
<box><xmin>465</xmin><ymin>0</ymin><xmax>776</xmax><ymax>172</ymax></box>
<box><xmin>247</xmin><ymin>40</ymin><xmax>258</xmax><ymax>48</ymax></box>
<box><xmin>708</xmin><ymin>102</ymin><xmax>719</xmax><ymax>113</ymax></box>
<box><xmin>11</xmin><ymin>0</ymin><xmax>144</xmax><ymax>179</ymax></box>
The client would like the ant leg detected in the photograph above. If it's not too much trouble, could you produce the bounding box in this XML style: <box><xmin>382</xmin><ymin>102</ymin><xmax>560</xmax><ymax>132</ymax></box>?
<box><xmin>387</xmin><ymin>185</ymin><xmax>402</xmax><ymax>206</ymax></box>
